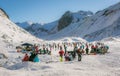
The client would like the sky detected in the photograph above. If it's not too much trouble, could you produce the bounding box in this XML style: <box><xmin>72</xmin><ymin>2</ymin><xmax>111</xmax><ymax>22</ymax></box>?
<box><xmin>0</xmin><ymin>0</ymin><xmax>120</xmax><ymax>23</ymax></box>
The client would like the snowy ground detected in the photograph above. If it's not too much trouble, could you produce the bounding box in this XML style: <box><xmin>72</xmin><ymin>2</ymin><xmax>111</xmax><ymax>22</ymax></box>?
<box><xmin>0</xmin><ymin>41</ymin><xmax>120</xmax><ymax>76</ymax></box>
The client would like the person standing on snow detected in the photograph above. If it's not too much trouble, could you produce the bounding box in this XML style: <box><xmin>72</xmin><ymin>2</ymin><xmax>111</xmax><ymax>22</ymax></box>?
<box><xmin>77</xmin><ymin>48</ymin><xmax>82</xmax><ymax>61</ymax></box>
<box><xmin>59</xmin><ymin>46</ymin><xmax>64</xmax><ymax>62</ymax></box>
<box><xmin>73</xmin><ymin>44</ymin><xmax>78</xmax><ymax>59</ymax></box>
<box><xmin>64</xmin><ymin>44</ymin><xmax>67</xmax><ymax>55</ymax></box>
<box><xmin>85</xmin><ymin>44</ymin><xmax>89</xmax><ymax>55</ymax></box>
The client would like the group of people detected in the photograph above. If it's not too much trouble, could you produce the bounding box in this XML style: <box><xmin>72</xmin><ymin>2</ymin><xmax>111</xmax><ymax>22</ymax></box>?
<box><xmin>20</xmin><ymin>42</ymin><xmax>109</xmax><ymax>62</ymax></box>
<box><xmin>58</xmin><ymin>42</ymin><xmax>109</xmax><ymax>62</ymax></box>
<box><xmin>22</xmin><ymin>52</ymin><xmax>40</xmax><ymax>62</ymax></box>
<box><xmin>59</xmin><ymin>45</ymin><xmax>82</xmax><ymax>62</ymax></box>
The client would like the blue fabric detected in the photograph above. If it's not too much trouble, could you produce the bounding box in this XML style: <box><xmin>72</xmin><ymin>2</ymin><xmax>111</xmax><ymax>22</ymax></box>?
<box><xmin>33</xmin><ymin>55</ymin><xmax>40</xmax><ymax>62</ymax></box>
<box><xmin>69</xmin><ymin>55</ymin><xmax>73</xmax><ymax>61</ymax></box>
<box><xmin>22</xmin><ymin>50</ymin><xmax>27</xmax><ymax>53</ymax></box>
<box><xmin>80</xmin><ymin>45</ymin><xmax>84</xmax><ymax>49</ymax></box>
<box><xmin>106</xmin><ymin>46</ymin><xmax>109</xmax><ymax>49</ymax></box>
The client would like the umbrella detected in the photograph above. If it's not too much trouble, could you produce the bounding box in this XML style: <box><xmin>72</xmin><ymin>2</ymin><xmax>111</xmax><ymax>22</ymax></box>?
<box><xmin>21</xmin><ymin>43</ymin><xmax>33</xmax><ymax>46</ymax></box>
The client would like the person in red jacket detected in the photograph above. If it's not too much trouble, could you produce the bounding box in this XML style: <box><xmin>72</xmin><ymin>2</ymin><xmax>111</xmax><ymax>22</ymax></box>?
<box><xmin>59</xmin><ymin>50</ymin><xmax>64</xmax><ymax>57</ymax></box>
<box><xmin>59</xmin><ymin>47</ymin><xmax>64</xmax><ymax>62</ymax></box>
<box><xmin>22</xmin><ymin>53</ymin><xmax>29</xmax><ymax>62</ymax></box>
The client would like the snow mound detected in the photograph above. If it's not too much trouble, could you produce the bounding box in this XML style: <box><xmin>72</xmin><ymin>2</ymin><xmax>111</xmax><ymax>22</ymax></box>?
<box><xmin>60</xmin><ymin>37</ymin><xmax>87</xmax><ymax>42</ymax></box>
<box><xmin>101</xmin><ymin>37</ymin><xmax>120</xmax><ymax>42</ymax></box>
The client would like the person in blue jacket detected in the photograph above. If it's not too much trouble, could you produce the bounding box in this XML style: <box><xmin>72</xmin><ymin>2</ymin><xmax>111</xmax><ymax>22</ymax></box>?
<box><xmin>33</xmin><ymin>54</ymin><xmax>40</xmax><ymax>62</ymax></box>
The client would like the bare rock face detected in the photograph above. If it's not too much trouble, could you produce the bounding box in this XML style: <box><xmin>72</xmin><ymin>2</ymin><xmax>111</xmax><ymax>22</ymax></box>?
<box><xmin>58</xmin><ymin>11</ymin><xmax>73</xmax><ymax>31</ymax></box>
<box><xmin>57</xmin><ymin>10</ymin><xmax>93</xmax><ymax>31</ymax></box>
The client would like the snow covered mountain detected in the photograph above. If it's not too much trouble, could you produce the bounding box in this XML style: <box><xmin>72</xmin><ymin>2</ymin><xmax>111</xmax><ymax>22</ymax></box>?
<box><xmin>57</xmin><ymin>11</ymin><xmax>93</xmax><ymax>31</ymax></box>
<box><xmin>16</xmin><ymin>21</ymin><xmax>33</xmax><ymax>29</ymax></box>
<box><xmin>0</xmin><ymin>8</ymin><xmax>42</xmax><ymax>47</ymax></box>
<box><xmin>40</xmin><ymin>2</ymin><xmax>120</xmax><ymax>41</ymax></box>
<box><xmin>15</xmin><ymin>2</ymin><xmax>120</xmax><ymax>42</ymax></box>
<box><xmin>16</xmin><ymin>22</ymin><xmax>53</xmax><ymax>37</ymax></box>
<box><xmin>16</xmin><ymin>10</ymin><xmax>93</xmax><ymax>38</ymax></box>
<box><xmin>16</xmin><ymin>21</ymin><xmax>59</xmax><ymax>37</ymax></box>
<box><xmin>82</xmin><ymin>2</ymin><xmax>120</xmax><ymax>41</ymax></box>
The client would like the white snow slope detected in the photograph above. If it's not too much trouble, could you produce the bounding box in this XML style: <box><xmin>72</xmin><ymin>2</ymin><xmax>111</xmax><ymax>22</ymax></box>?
<box><xmin>0</xmin><ymin>8</ymin><xmax>43</xmax><ymax>54</ymax></box>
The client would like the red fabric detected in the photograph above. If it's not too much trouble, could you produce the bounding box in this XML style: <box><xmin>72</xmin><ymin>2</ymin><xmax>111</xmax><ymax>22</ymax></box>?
<box><xmin>22</xmin><ymin>54</ymin><xmax>29</xmax><ymax>61</ymax></box>
<box><xmin>35</xmin><ymin>46</ymin><xmax>39</xmax><ymax>53</ymax></box>
<box><xmin>91</xmin><ymin>45</ymin><xmax>95</xmax><ymax>49</ymax></box>
<box><xmin>86</xmin><ymin>44</ymin><xmax>88</xmax><ymax>48</ymax></box>
<box><xmin>59</xmin><ymin>50</ymin><xmax>64</xmax><ymax>56</ymax></box>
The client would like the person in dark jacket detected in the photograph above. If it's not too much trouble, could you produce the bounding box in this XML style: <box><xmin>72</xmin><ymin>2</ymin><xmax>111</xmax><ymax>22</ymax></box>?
<box><xmin>77</xmin><ymin>49</ymin><xmax>82</xmax><ymax>61</ymax></box>
<box><xmin>29</xmin><ymin>52</ymin><xmax>37</xmax><ymax>62</ymax></box>
<box><xmin>73</xmin><ymin>45</ymin><xmax>78</xmax><ymax>59</ymax></box>
<box><xmin>85</xmin><ymin>44</ymin><xmax>89</xmax><ymax>54</ymax></box>
<box><xmin>64</xmin><ymin>44</ymin><xmax>67</xmax><ymax>55</ymax></box>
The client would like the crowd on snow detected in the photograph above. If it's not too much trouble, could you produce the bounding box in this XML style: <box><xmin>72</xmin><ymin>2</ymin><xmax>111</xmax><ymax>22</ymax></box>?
<box><xmin>16</xmin><ymin>42</ymin><xmax>109</xmax><ymax>62</ymax></box>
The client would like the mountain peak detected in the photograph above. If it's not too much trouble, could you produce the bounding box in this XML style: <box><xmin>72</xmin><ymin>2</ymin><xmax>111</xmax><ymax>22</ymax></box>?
<box><xmin>0</xmin><ymin>8</ymin><xmax>9</xmax><ymax>19</ymax></box>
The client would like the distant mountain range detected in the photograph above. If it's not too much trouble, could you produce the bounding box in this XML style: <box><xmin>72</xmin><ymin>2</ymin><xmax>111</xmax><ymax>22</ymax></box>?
<box><xmin>16</xmin><ymin>10</ymin><xmax>93</xmax><ymax>39</ymax></box>
<box><xmin>6</xmin><ymin>2</ymin><xmax>120</xmax><ymax>42</ymax></box>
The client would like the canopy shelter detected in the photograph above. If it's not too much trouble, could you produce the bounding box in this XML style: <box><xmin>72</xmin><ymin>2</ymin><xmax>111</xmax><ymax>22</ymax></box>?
<box><xmin>21</xmin><ymin>43</ymin><xmax>33</xmax><ymax>46</ymax></box>
<box><xmin>21</xmin><ymin>43</ymin><xmax>33</xmax><ymax>51</ymax></box>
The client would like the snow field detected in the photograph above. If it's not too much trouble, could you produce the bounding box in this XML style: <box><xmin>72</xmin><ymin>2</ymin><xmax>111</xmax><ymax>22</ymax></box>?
<box><xmin>0</xmin><ymin>41</ymin><xmax>120</xmax><ymax>76</ymax></box>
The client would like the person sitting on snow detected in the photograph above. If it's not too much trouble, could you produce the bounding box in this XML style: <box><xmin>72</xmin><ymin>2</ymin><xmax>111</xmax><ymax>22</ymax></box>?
<box><xmin>22</xmin><ymin>53</ymin><xmax>29</xmax><ymax>62</ymax></box>
<box><xmin>29</xmin><ymin>52</ymin><xmax>37</xmax><ymax>62</ymax></box>
<box><xmin>33</xmin><ymin>54</ymin><xmax>40</xmax><ymax>62</ymax></box>
<box><xmin>69</xmin><ymin>53</ymin><xmax>73</xmax><ymax>61</ymax></box>
<box><xmin>64</xmin><ymin>52</ymin><xmax>70</xmax><ymax>61</ymax></box>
